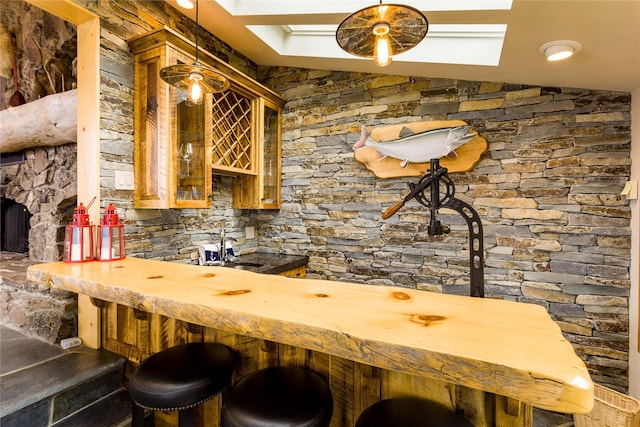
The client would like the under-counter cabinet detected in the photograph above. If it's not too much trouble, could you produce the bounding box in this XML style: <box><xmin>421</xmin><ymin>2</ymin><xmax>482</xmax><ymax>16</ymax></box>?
<box><xmin>128</xmin><ymin>28</ymin><xmax>284</xmax><ymax>209</ymax></box>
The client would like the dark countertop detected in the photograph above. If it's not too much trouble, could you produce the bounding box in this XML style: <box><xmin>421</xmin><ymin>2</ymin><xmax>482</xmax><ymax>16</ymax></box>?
<box><xmin>223</xmin><ymin>252</ymin><xmax>308</xmax><ymax>275</ymax></box>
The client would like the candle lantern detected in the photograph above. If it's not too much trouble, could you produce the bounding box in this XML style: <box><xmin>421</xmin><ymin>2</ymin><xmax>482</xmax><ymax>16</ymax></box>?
<box><xmin>98</xmin><ymin>204</ymin><xmax>126</xmax><ymax>261</ymax></box>
<box><xmin>63</xmin><ymin>203</ymin><xmax>95</xmax><ymax>263</ymax></box>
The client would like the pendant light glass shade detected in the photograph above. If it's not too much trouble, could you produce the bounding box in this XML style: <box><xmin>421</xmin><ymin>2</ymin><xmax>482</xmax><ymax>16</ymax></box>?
<box><xmin>336</xmin><ymin>2</ymin><xmax>428</xmax><ymax>67</ymax></box>
<box><xmin>160</xmin><ymin>64</ymin><xmax>228</xmax><ymax>105</ymax></box>
<box><xmin>160</xmin><ymin>0</ymin><xmax>229</xmax><ymax>104</ymax></box>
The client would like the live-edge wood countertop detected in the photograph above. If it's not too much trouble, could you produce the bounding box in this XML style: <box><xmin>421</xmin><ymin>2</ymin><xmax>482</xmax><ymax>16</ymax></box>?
<box><xmin>27</xmin><ymin>257</ymin><xmax>593</xmax><ymax>414</ymax></box>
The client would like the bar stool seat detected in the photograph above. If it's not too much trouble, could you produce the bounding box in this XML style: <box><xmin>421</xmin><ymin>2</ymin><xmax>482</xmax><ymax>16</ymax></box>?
<box><xmin>129</xmin><ymin>342</ymin><xmax>235</xmax><ymax>427</ymax></box>
<box><xmin>221</xmin><ymin>366</ymin><xmax>333</xmax><ymax>427</ymax></box>
<box><xmin>356</xmin><ymin>397</ymin><xmax>473</xmax><ymax>427</ymax></box>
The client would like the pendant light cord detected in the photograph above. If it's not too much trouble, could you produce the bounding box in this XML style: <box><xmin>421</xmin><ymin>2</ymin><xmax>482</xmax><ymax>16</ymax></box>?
<box><xmin>194</xmin><ymin>0</ymin><xmax>200</xmax><ymax>65</ymax></box>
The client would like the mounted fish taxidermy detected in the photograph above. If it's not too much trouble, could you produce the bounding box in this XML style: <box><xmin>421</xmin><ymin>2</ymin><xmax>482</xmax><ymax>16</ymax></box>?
<box><xmin>353</xmin><ymin>120</ymin><xmax>488</xmax><ymax>178</ymax></box>
<box><xmin>355</xmin><ymin>125</ymin><xmax>477</xmax><ymax>167</ymax></box>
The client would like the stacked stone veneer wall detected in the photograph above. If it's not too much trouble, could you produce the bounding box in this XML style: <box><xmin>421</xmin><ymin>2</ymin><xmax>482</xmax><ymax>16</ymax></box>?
<box><xmin>92</xmin><ymin>0</ymin><xmax>259</xmax><ymax>262</ymax></box>
<box><xmin>257</xmin><ymin>70</ymin><xmax>632</xmax><ymax>391</ymax></box>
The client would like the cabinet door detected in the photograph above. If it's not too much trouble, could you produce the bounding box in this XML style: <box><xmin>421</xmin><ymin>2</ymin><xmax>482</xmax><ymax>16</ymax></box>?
<box><xmin>261</xmin><ymin>100</ymin><xmax>281</xmax><ymax>208</ymax></box>
<box><xmin>133</xmin><ymin>44</ymin><xmax>211</xmax><ymax>209</ymax></box>
<box><xmin>174</xmin><ymin>96</ymin><xmax>212</xmax><ymax>208</ymax></box>
<box><xmin>133</xmin><ymin>47</ymin><xmax>169</xmax><ymax>208</ymax></box>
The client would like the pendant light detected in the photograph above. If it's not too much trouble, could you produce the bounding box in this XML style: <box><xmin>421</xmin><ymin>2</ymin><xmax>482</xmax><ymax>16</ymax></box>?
<box><xmin>160</xmin><ymin>0</ymin><xmax>229</xmax><ymax>105</ymax></box>
<box><xmin>336</xmin><ymin>1</ymin><xmax>428</xmax><ymax>67</ymax></box>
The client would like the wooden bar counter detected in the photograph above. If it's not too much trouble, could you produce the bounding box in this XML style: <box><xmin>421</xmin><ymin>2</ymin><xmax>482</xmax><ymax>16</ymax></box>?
<box><xmin>27</xmin><ymin>258</ymin><xmax>593</xmax><ymax>427</ymax></box>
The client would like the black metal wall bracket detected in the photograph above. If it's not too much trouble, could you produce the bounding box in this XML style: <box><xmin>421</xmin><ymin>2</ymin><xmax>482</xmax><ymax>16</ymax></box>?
<box><xmin>383</xmin><ymin>158</ymin><xmax>484</xmax><ymax>298</ymax></box>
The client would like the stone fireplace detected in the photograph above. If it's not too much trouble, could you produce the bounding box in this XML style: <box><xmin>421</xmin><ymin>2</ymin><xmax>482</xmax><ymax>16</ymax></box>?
<box><xmin>0</xmin><ymin>0</ymin><xmax>79</xmax><ymax>342</ymax></box>
<box><xmin>0</xmin><ymin>144</ymin><xmax>78</xmax><ymax>342</ymax></box>
<box><xmin>1</xmin><ymin>0</ymin><xmax>78</xmax><ymax>261</ymax></box>
<box><xmin>0</xmin><ymin>144</ymin><xmax>77</xmax><ymax>262</ymax></box>
<box><xmin>1</xmin><ymin>198</ymin><xmax>31</xmax><ymax>253</ymax></box>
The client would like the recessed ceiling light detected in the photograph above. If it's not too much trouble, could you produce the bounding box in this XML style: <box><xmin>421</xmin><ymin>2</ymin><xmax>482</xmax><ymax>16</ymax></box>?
<box><xmin>538</xmin><ymin>40</ymin><xmax>582</xmax><ymax>62</ymax></box>
<box><xmin>177</xmin><ymin>0</ymin><xmax>195</xmax><ymax>9</ymax></box>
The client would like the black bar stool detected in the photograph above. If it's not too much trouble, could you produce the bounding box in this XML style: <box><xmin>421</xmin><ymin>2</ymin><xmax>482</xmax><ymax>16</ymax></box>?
<box><xmin>356</xmin><ymin>397</ymin><xmax>473</xmax><ymax>427</ymax></box>
<box><xmin>129</xmin><ymin>342</ymin><xmax>235</xmax><ymax>427</ymax></box>
<box><xmin>221</xmin><ymin>366</ymin><xmax>333</xmax><ymax>427</ymax></box>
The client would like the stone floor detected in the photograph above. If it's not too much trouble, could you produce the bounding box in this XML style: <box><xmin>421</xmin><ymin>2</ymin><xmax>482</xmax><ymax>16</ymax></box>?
<box><xmin>0</xmin><ymin>324</ymin><xmax>131</xmax><ymax>426</ymax></box>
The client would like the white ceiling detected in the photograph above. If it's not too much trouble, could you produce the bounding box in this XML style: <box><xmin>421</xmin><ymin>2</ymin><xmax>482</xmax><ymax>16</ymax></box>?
<box><xmin>166</xmin><ymin>0</ymin><xmax>640</xmax><ymax>93</ymax></box>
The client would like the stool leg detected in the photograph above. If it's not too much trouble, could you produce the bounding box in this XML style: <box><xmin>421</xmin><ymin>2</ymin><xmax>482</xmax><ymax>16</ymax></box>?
<box><xmin>132</xmin><ymin>402</ymin><xmax>145</xmax><ymax>427</ymax></box>
<box><xmin>178</xmin><ymin>406</ymin><xmax>195</xmax><ymax>427</ymax></box>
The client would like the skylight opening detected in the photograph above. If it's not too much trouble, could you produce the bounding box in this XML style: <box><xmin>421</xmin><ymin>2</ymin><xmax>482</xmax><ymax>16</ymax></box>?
<box><xmin>217</xmin><ymin>0</ymin><xmax>512</xmax><ymax>16</ymax></box>
<box><xmin>216</xmin><ymin>0</ymin><xmax>512</xmax><ymax>67</ymax></box>
<box><xmin>249</xmin><ymin>24</ymin><xmax>507</xmax><ymax>66</ymax></box>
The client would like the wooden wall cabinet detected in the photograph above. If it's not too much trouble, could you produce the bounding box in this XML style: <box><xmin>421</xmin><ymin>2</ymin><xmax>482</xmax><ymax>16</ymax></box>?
<box><xmin>231</xmin><ymin>98</ymin><xmax>282</xmax><ymax>209</ymax></box>
<box><xmin>129</xmin><ymin>28</ymin><xmax>284</xmax><ymax>210</ymax></box>
<box><xmin>129</xmin><ymin>32</ymin><xmax>212</xmax><ymax>209</ymax></box>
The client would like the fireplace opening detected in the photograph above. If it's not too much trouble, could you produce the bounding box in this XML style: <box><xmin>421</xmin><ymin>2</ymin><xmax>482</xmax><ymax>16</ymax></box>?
<box><xmin>1</xmin><ymin>198</ymin><xmax>32</xmax><ymax>253</ymax></box>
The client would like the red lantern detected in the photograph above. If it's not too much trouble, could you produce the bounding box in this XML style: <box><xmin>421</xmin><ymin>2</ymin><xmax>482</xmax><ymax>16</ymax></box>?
<box><xmin>63</xmin><ymin>203</ymin><xmax>95</xmax><ymax>263</ymax></box>
<box><xmin>98</xmin><ymin>204</ymin><xmax>125</xmax><ymax>261</ymax></box>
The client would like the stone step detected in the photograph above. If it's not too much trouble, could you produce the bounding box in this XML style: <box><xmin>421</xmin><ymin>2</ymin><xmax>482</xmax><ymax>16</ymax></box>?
<box><xmin>51</xmin><ymin>388</ymin><xmax>134</xmax><ymax>427</ymax></box>
<box><xmin>1</xmin><ymin>325</ymin><xmax>129</xmax><ymax>427</ymax></box>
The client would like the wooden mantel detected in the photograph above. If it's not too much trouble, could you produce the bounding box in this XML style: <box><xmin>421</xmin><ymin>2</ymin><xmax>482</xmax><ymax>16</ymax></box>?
<box><xmin>27</xmin><ymin>258</ymin><xmax>593</xmax><ymax>418</ymax></box>
<box><xmin>0</xmin><ymin>90</ymin><xmax>77</xmax><ymax>153</ymax></box>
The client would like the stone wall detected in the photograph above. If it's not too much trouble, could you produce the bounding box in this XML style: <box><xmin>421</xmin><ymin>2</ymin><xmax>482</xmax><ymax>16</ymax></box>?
<box><xmin>257</xmin><ymin>70</ymin><xmax>632</xmax><ymax>391</ymax></box>
<box><xmin>0</xmin><ymin>253</ymin><xmax>77</xmax><ymax>342</ymax></box>
<box><xmin>92</xmin><ymin>0</ymin><xmax>260</xmax><ymax>262</ymax></box>
<box><xmin>0</xmin><ymin>2</ymin><xmax>78</xmax><ymax>343</ymax></box>
<box><xmin>1</xmin><ymin>1</ymin><xmax>77</xmax><ymax>108</ymax></box>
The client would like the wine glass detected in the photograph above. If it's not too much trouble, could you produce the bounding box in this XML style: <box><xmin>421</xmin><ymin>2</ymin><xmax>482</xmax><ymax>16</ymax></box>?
<box><xmin>179</xmin><ymin>143</ymin><xmax>193</xmax><ymax>175</ymax></box>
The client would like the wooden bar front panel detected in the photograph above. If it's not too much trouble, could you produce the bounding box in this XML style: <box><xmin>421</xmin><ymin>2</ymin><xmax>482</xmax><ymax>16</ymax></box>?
<box><xmin>104</xmin><ymin>304</ymin><xmax>526</xmax><ymax>427</ymax></box>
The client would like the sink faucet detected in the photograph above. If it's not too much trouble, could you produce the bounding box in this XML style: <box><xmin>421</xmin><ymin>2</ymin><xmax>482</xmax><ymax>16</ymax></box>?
<box><xmin>218</xmin><ymin>221</ymin><xmax>237</xmax><ymax>266</ymax></box>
